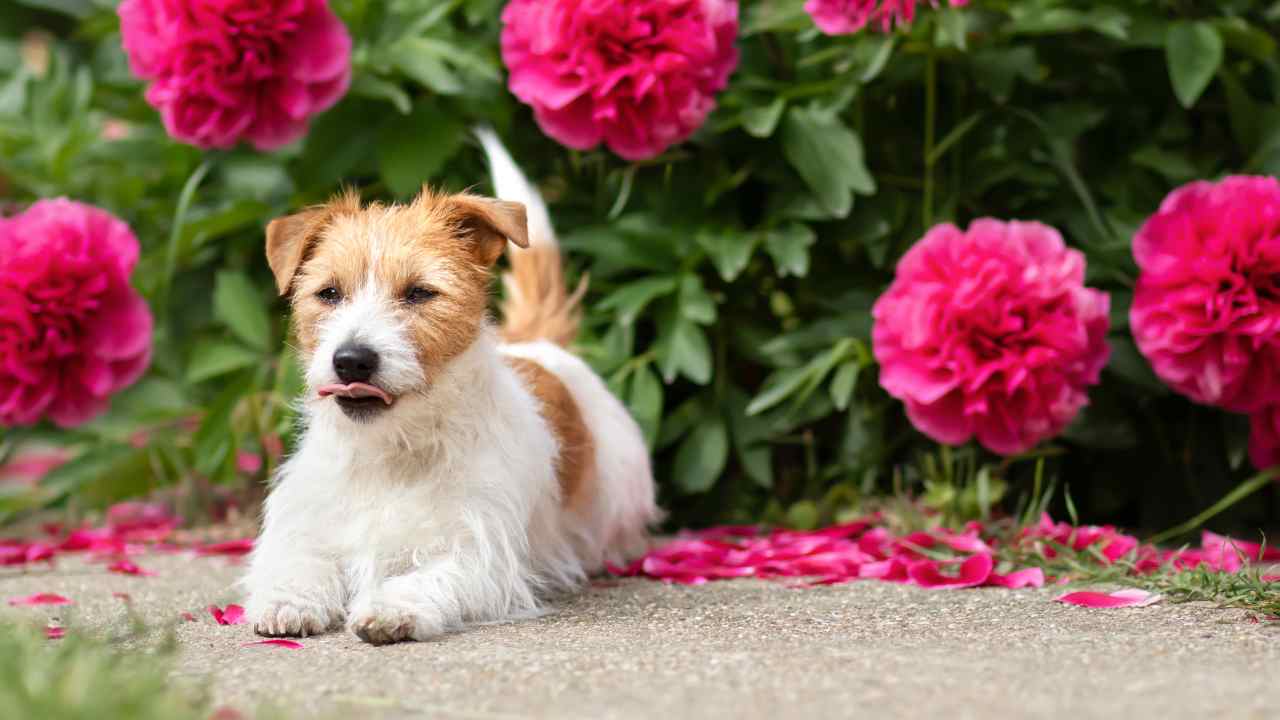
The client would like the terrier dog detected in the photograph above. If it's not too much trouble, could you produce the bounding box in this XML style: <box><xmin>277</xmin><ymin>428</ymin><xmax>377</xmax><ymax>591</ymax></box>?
<box><xmin>242</xmin><ymin>129</ymin><xmax>660</xmax><ymax>644</ymax></box>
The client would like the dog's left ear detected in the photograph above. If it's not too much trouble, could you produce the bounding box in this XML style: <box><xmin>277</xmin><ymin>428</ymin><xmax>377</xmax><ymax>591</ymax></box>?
<box><xmin>449</xmin><ymin>195</ymin><xmax>530</xmax><ymax>266</ymax></box>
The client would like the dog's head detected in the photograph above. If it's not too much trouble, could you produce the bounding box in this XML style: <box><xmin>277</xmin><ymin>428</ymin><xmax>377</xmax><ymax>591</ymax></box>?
<box><xmin>265</xmin><ymin>188</ymin><xmax>528</xmax><ymax>423</ymax></box>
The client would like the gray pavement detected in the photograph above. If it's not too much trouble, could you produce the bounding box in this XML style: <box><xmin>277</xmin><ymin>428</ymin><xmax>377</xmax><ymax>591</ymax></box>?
<box><xmin>2</xmin><ymin>552</ymin><xmax>1277</xmax><ymax>719</ymax></box>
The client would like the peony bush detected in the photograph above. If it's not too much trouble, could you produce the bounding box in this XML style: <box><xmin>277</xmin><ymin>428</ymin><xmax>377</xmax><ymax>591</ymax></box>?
<box><xmin>1</xmin><ymin>0</ymin><xmax>1279</xmax><ymax>535</ymax></box>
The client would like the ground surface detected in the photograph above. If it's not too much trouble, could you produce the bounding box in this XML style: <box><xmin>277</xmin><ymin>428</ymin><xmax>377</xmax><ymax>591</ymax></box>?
<box><xmin>2</xmin><ymin>552</ymin><xmax>1277</xmax><ymax>719</ymax></box>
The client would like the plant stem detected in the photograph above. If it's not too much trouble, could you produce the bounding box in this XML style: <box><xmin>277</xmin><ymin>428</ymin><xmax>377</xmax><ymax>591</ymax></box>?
<box><xmin>1148</xmin><ymin>467</ymin><xmax>1280</xmax><ymax>545</ymax></box>
<box><xmin>160</xmin><ymin>158</ymin><xmax>213</xmax><ymax>328</ymax></box>
<box><xmin>922</xmin><ymin>49</ymin><xmax>938</xmax><ymax>230</ymax></box>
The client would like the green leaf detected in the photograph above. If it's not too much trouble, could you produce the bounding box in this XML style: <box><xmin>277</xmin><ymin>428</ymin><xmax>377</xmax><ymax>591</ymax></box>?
<box><xmin>936</xmin><ymin>6</ymin><xmax>968</xmax><ymax>51</ymax></box>
<box><xmin>40</xmin><ymin>444</ymin><xmax>138</xmax><ymax>498</ymax></box>
<box><xmin>969</xmin><ymin>47</ymin><xmax>1040</xmax><ymax>102</ymax></box>
<box><xmin>678</xmin><ymin>274</ymin><xmax>717</xmax><ymax>325</ymax></box>
<box><xmin>858</xmin><ymin>35</ymin><xmax>896</xmax><ymax>83</ymax></box>
<box><xmin>741</xmin><ymin>97</ymin><xmax>785</xmax><ymax>139</ymax></box>
<box><xmin>695</xmin><ymin>229</ymin><xmax>757</xmax><ymax>282</ymax></box>
<box><xmin>746</xmin><ymin>365</ymin><xmax>812</xmax><ymax>417</ymax></box>
<box><xmin>192</xmin><ymin>378</ymin><xmax>252</xmax><ymax>477</ymax></box>
<box><xmin>1166</xmin><ymin>22</ymin><xmax>1223</xmax><ymax>109</ymax></box>
<box><xmin>829</xmin><ymin>361</ymin><xmax>859</xmax><ymax>411</ymax></box>
<box><xmin>627</xmin><ymin>365</ymin><xmax>663</xmax><ymax>449</ymax></box>
<box><xmin>674</xmin><ymin>417</ymin><xmax>729</xmax><ymax>494</ymax></box>
<box><xmin>187</xmin><ymin>340</ymin><xmax>260</xmax><ymax>384</ymax></box>
<box><xmin>350</xmin><ymin>73</ymin><xmax>412</xmax><ymax>114</ymax></box>
<box><xmin>762</xmin><ymin>223</ymin><xmax>816</xmax><ymax>278</ymax></box>
<box><xmin>781</xmin><ymin>107</ymin><xmax>875</xmax><ymax>219</ymax></box>
<box><xmin>377</xmin><ymin>100</ymin><xmax>465</xmax><ymax>196</ymax></box>
<box><xmin>659</xmin><ymin>318</ymin><xmax>712</xmax><ymax>385</ymax></box>
<box><xmin>213</xmin><ymin>271</ymin><xmax>271</xmax><ymax>351</ymax></box>
<box><xmin>786</xmin><ymin>500</ymin><xmax>819</xmax><ymax>530</ymax></box>
<box><xmin>657</xmin><ymin>396</ymin><xmax>705</xmax><ymax>449</ymax></box>
<box><xmin>597</xmin><ymin>277</ymin><xmax>678</xmax><ymax>326</ymax></box>
<box><xmin>748</xmin><ymin>340</ymin><xmax>854</xmax><ymax>416</ymax></box>
<box><xmin>390</xmin><ymin>37</ymin><xmax>464</xmax><ymax>95</ymax></box>
<box><xmin>13</xmin><ymin>0</ymin><xmax>92</xmax><ymax>18</ymax></box>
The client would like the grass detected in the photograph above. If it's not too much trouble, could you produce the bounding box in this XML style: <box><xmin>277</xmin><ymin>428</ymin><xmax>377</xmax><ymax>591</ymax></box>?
<box><xmin>1000</xmin><ymin>539</ymin><xmax>1280</xmax><ymax>617</ymax></box>
<box><xmin>0</xmin><ymin>622</ymin><xmax>211</xmax><ymax>720</ymax></box>
<box><xmin>865</xmin><ymin>446</ymin><xmax>1280</xmax><ymax>617</ymax></box>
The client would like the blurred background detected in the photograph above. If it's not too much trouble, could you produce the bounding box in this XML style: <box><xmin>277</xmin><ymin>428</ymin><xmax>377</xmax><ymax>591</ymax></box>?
<box><xmin>2</xmin><ymin>0</ymin><xmax>1279</xmax><ymax>540</ymax></box>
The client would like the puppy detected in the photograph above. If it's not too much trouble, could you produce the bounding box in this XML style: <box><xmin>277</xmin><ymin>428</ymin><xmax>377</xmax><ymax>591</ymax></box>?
<box><xmin>242</xmin><ymin>129</ymin><xmax>660</xmax><ymax>644</ymax></box>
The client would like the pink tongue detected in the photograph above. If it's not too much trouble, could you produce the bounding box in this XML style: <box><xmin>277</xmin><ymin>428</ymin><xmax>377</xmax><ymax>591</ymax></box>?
<box><xmin>317</xmin><ymin>383</ymin><xmax>394</xmax><ymax>405</ymax></box>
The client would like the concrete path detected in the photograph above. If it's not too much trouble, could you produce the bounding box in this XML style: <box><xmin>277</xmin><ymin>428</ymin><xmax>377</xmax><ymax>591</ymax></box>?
<box><xmin>2</xmin><ymin>553</ymin><xmax>1277</xmax><ymax>719</ymax></box>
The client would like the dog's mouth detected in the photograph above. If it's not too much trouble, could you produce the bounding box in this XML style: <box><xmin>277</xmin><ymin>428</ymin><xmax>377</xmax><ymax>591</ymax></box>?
<box><xmin>317</xmin><ymin>383</ymin><xmax>395</xmax><ymax>420</ymax></box>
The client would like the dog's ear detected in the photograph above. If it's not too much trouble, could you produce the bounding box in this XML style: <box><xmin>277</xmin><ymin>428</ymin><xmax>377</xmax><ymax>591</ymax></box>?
<box><xmin>448</xmin><ymin>194</ymin><xmax>530</xmax><ymax>266</ymax></box>
<box><xmin>265</xmin><ymin>207</ymin><xmax>329</xmax><ymax>296</ymax></box>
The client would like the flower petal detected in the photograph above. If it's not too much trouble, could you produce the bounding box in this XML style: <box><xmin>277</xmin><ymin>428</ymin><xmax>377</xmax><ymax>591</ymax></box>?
<box><xmin>8</xmin><ymin>592</ymin><xmax>72</xmax><ymax>606</ymax></box>
<box><xmin>108</xmin><ymin>559</ymin><xmax>157</xmax><ymax>576</ymax></box>
<box><xmin>196</xmin><ymin>539</ymin><xmax>255</xmax><ymax>556</ymax></box>
<box><xmin>209</xmin><ymin>604</ymin><xmax>246</xmax><ymax>625</ymax></box>
<box><xmin>986</xmin><ymin>567</ymin><xmax>1046</xmax><ymax>589</ymax></box>
<box><xmin>243</xmin><ymin>639</ymin><xmax>303</xmax><ymax>649</ymax></box>
<box><xmin>909</xmin><ymin>553</ymin><xmax>994</xmax><ymax>589</ymax></box>
<box><xmin>1056</xmin><ymin>588</ymin><xmax>1162</xmax><ymax>608</ymax></box>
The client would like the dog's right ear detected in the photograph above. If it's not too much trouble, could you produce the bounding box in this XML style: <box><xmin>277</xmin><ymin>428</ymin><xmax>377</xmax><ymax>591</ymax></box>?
<box><xmin>265</xmin><ymin>208</ymin><xmax>328</xmax><ymax>297</ymax></box>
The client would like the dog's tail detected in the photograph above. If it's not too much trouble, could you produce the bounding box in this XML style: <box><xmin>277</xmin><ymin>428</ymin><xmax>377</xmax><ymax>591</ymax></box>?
<box><xmin>476</xmin><ymin>126</ymin><xmax>584</xmax><ymax>348</ymax></box>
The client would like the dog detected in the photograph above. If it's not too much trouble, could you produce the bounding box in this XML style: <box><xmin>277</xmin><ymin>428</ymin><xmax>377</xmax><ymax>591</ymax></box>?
<box><xmin>242</xmin><ymin>128</ymin><xmax>660</xmax><ymax>644</ymax></box>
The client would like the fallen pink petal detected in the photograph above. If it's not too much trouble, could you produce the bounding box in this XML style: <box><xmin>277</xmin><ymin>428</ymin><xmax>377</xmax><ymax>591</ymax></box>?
<box><xmin>196</xmin><ymin>539</ymin><xmax>254</xmax><ymax>556</ymax></box>
<box><xmin>209</xmin><ymin>604</ymin><xmax>246</xmax><ymax>625</ymax></box>
<box><xmin>45</xmin><ymin>625</ymin><xmax>65</xmax><ymax>639</ymax></box>
<box><xmin>243</xmin><ymin>639</ymin><xmax>303</xmax><ymax>649</ymax></box>
<box><xmin>108</xmin><ymin>559</ymin><xmax>157</xmax><ymax>576</ymax></box>
<box><xmin>909</xmin><ymin>554</ymin><xmax>994</xmax><ymax>589</ymax></box>
<box><xmin>986</xmin><ymin>567</ymin><xmax>1046</xmax><ymax>589</ymax></box>
<box><xmin>181</xmin><ymin>611</ymin><xmax>197</xmax><ymax>622</ymax></box>
<box><xmin>1056</xmin><ymin>588</ymin><xmax>1162</xmax><ymax>608</ymax></box>
<box><xmin>8</xmin><ymin>592</ymin><xmax>72</xmax><ymax>607</ymax></box>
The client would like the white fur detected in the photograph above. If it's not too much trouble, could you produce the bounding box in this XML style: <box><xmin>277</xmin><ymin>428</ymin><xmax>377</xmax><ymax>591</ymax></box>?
<box><xmin>243</xmin><ymin>132</ymin><xmax>659</xmax><ymax>643</ymax></box>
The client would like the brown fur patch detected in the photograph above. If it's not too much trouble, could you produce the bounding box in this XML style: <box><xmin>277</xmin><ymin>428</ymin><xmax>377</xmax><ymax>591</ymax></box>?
<box><xmin>500</xmin><ymin>244</ymin><xmax>585</xmax><ymax>348</ymax></box>
<box><xmin>505</xmin><ymin>357</ymin><xmax>595</xmax><ymax>509</ymax></box>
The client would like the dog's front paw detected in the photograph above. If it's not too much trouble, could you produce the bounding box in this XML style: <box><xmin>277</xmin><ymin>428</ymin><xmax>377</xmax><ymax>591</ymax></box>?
<box><xmin>252</xmin><ymin>600</ymin><xmax>337</xmax><ymax>638</ymax></box>
<box><xmin>347</xmin><ymin>599</ymin><xmax>443</xmax><ymax>645</ymax></box>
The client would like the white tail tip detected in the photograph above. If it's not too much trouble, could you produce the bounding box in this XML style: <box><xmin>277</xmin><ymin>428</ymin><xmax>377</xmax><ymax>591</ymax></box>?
<box><xmin>475</xmin><ymin>125</ymin><xmax>555</xmax><ymax>247</ymax></box>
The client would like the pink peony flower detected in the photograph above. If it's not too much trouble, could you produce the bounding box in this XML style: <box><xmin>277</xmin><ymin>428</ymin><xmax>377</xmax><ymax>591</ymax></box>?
<box><xmin>500</xmin><ymin>0</ymin><xmax>739</xmax><ymax>161</ymax></box>
<box><xmin>118</xmin><ymin>0</ymin><xmax>351</xmax><ymax>151</ymax></box>
<box><xmin>1131</xmin><ymin>176</ymin><xmax>1280</xmax><ymax>413</ymax></box>
<box><xmin>0</xmin><ymin>200</ymin><xmax>152</xmax><ymax>428</ymax></box>
<box><xmin>1248</xmin><ymin>405</ymin><xmax>1280</xmax><ymax>470</ymax></box>
<box><xmin>804</xmin><ymin>0</ymin><xmax>969</xmax><ymax>35</ymax></box>
<box><xmin>872</xmin><ymin>220</ymin><xmax>1111</xmax><ymax>455</ymax></box>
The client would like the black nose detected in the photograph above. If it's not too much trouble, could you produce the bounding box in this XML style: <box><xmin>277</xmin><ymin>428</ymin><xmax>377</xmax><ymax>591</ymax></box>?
<box><xmin>333</xmin><ymin>343</ymin><xmax>380</xmax><ymax>384</ymax></box>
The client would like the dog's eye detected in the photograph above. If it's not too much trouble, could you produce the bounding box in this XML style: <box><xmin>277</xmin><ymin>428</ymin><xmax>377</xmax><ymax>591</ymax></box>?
<box><xmin>404</xmin><ymin>286</ymin><xmax>438</xmax><ymax>305</ymax></box>
<box><xmin>316</xmin><ymin>287</ymin><xmax>342</xmax><ymax>305</ymax></box>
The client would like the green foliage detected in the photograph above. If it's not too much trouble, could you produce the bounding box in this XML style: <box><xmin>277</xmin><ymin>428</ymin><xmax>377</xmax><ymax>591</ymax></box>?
<box><xmin>2</xmin><ymin>0</ymin><xmax>1280</xmax><ymax>532</ymax></box>
<box><xmin>0</xmin><ymin>624</ymin><xmax>207</xmax><ymax>720</ymax></box>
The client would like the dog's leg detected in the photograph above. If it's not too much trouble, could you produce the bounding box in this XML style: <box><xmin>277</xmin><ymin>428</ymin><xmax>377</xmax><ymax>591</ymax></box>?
<box><xmin>346</xmin><ymin>528</ymin><xmax>537</xmax><ymax>645</ymax></box>
<box><xmin>346</xmin><ymin>558</ymin><xmax>466</xmax><ymax>645</ymax></box>
<box><xmin>243</xmin><ymin>537</ymin><xmax>347</xmax><ymax>638</ymax></box>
